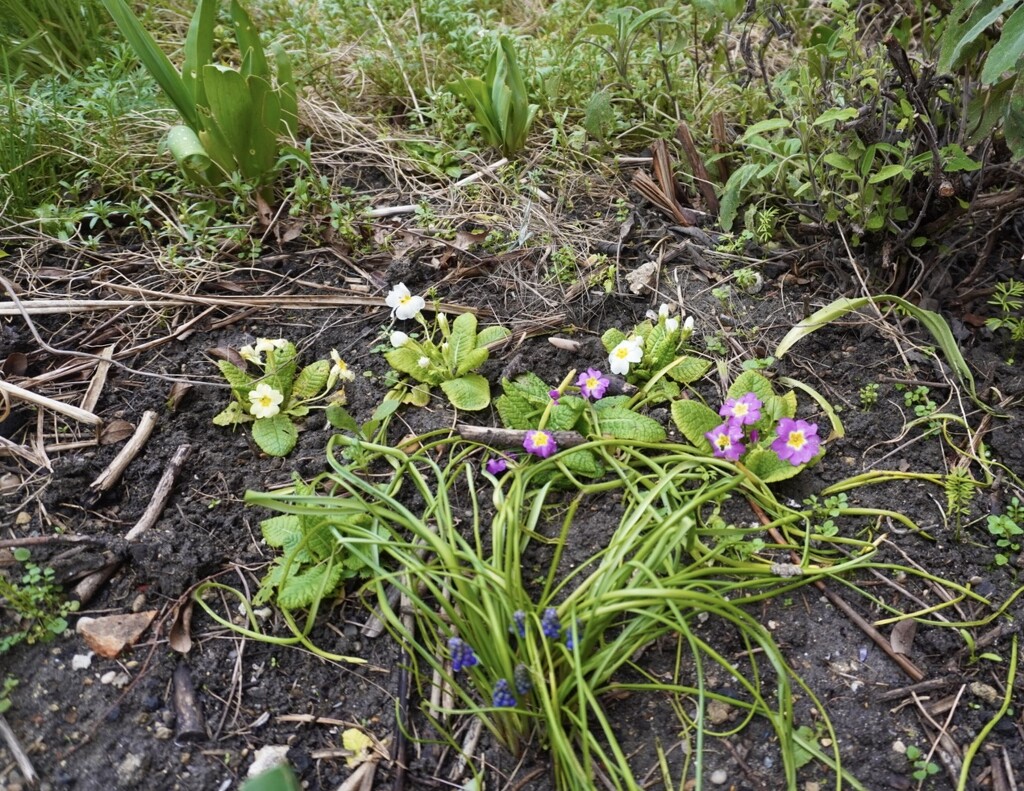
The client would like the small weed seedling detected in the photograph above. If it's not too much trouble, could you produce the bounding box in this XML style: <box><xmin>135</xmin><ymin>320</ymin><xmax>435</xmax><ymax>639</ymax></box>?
<box><xmin>0</xmin><ymin>675</ymin><xmax>17</xmax><ymax>714</ymax></box>
<box><xmin>904</xmin><ymin>744</ymin><xmax>940</xmax><ymax>782</ymax></box>
<box><xmin>859</xmin><ymin>382</ymin><xmax>880</xmax><ymax>410</ymax></box>
<box><xmin>987</xmin><ymin>497</ymin><xmax>1023</xmax><ymax>566</ymax></box>
<box><xmin>0</xmin><ymin>549</ymin><xmax>78</xmax><ymax>653</ymax></box>
<box><xmin>986</xmin><ymin>279</ymin><xmax>1024</xmax><ymax>363</ymax></box>
<box><xmin>214</xmin><ymin>339</ymin><xmax>355</xmax><ymax>456</ymax></box>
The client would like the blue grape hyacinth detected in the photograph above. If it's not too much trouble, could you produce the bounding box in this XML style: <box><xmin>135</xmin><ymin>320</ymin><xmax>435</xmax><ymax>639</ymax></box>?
<box><xmin>540</xmin><ymin>607</ymin><xmax>561</xmax><ymax>639</ymax></box>
<box><xmin>492</xmin><ymin>678</ymin><xmax>516</xmax><ymax>708</ymax></box>
<box><xmin>447</xmin><ymin>637</ymin><xmax>479</xmax><ymax>672</ymax></box>
<box><xmin>511</xmin><ymin>609</ymin><xmax>527</xmax><ymax>638</ymax></box>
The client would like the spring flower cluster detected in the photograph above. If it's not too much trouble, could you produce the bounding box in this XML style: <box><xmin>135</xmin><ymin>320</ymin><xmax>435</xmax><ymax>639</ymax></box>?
<box><xmin>704</xmin><ymin>392</ymin><xmax>820</xmax><ymax>466</ymax></box>
<box><xmin>448</xmin><ymin>637</ymin><xmax>479</xmax><ymax>672</ymax></box>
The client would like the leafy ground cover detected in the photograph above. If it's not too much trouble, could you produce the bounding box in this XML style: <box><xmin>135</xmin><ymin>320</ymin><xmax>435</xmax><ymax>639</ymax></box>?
<box><xmin>3</xmin><ymin>1</ymin><xmax>1024</xmax><ymax>790</ymax></box>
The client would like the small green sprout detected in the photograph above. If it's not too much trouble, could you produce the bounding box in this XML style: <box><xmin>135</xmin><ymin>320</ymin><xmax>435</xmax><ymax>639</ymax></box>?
<box><xmin>904</xmin><ymin>744</ymin><xmax>940</xmax><ymax>781</ymax></box>
<box><xmin>987</xmin><ymin>497</ymin><xmax>1023</xmax><ymax>566</ymax></box>
<box><xmin>859</xmin><ymin>382</ymin><xmax>880</xmax><ymax>409</ymax></box>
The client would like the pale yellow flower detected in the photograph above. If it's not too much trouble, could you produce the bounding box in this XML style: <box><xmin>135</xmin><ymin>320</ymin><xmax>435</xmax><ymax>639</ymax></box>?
<box><xmin>248</xmin><ymin>383</ymin><xmax>284</xmax><ymax>419</ymax></box>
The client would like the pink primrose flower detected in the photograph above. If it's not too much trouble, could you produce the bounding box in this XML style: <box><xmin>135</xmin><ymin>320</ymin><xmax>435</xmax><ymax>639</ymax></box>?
<box><xmin>771</xmin><ymin>418</ymin><xmax>821</xmax><ymax>466</ymax></box>
<box><xmin>719</xmin><ymin>393</ymin><xmax>762</xmax><ymax>425</ymax></box>
<box><xmin>576</xmin><ymin>368</ymin><xmax>610</xmax><ymax>400</ymax></box>
<box><xmin>705</xmin><ymin>421</ymin><xmax>745</xmax><ymax>461</ymax></box>
<box><xmin>523</xmin><ymin>429</ymin><xmax>557</xmax><ymax>459</ymax></box>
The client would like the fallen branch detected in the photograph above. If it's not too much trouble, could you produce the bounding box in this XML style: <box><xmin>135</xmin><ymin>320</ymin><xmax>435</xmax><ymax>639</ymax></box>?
<box><xmin>83</xmin><ymin>410</ymin><xmax>159</xmax><ymax>508</ymax></box>
<box><xmin>0</xmin><ymin>379</ymin><xmax>101</xmax><ymax>427</ymax></box>
<box><xmin>0</xmin><ymin>714</ymin><xmax>37</xmax><ymax>787</ymax></box>
<box><xmin>455</xmin><ymin>424</ymin><xmax>588</xmax><ymax>449</ymax></box>
<box><xmin>124</xmin><ymin>444</ymin><xmax>192</xmax><ymax>542</ymax></box>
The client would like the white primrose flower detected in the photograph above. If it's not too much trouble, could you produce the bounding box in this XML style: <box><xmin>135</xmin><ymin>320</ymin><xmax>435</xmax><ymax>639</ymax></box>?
<box><xmin>658</xmin><ymin>303</ymin><xmax>671</xmax><ymax>318</ymax></box>
<box><xmin>390</xmin><ymin>331</ymin><xmax>410</xmax><ymax>348</ymax></box>
<box><xmin>330</xmin><ymin>350</ymin><xmax>355</xmax><ymax>382</ymax></box>
<box><xmin>386</xmin><ymin>283</ymin><xmax>426</xmax><ymax>320</ymax></box>
<box><xmin>248</xmin><ymin>383</ymin><xmax>284</xmax><ymax>419</ymax></box>
<box><xmin>681</xmin><ymin>315</ymin><xmax>695</xmax><ymax>339</ymax></box>
<box><xmin>608</xmin><ymin>337</ymin><xmax>643</xmax><ymax>375</ymax></box>
<box><xmin>417</xmin><ymin>356</ymin><xmax>431</xmax><ymax>369</ymax></box>
<box><xmin>254</xmin><ymin>338</ymin><xmax>277</xmax><ymax>354</ymax></box>
<box><xmin>239</xmin><ymin>345</ymin><xmax>260</xmax><ymax>364</ymax></box>
<box><xmin>665</xmin><ymin>317</ymin><xmax>679</xmax><ymax>333</ymax></box>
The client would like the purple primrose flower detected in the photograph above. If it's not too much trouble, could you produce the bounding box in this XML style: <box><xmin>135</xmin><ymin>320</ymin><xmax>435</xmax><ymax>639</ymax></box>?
<box><xmin>485</xmin><ymin>457</ymin><xmax>509</xmax><ymax>475</ymax></box>
<box><xmin>548</xmin><ymin>389</ymin><xmax>561</xmax><ymax>404</ymax></box>
<box><xmin>719</xmin><ymin>392</ymin><xmax>762</xmax><ymax>425</ymax></box>
<box><xmin>523</xmin><ymin>429</ymin><xmax>557</xmax><ymax>458</ymax></box>
<box><xmin>705</xmin><ymin>421</ymin><xmax>745</xmax><ymax>462</ymax></box>
<box><xmin>576</xmin><ymin>368</ymin><xmax>610</xmax><ymax>400</ymax></box>
<box><xmin>771</xmin><ymin>418</ymin><xmax>821</xmax><ymax>466</ymax></box>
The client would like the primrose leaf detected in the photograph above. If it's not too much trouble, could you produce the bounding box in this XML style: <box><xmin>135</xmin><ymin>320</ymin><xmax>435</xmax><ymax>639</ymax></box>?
<box><xmin>217</xmin><ymin>359</ymin><xmax>255</xmax><ymax>393</ymax></box>
<box><xmin>326</xmin><ymin>404</ymin><xmax>360</xmax><ymax>433</ymax></box>
<box><xmin>404</xmin><ymin>383</ymin><xmax>432</xmax><ymax>407</ymax></box>
<box><xmin>440</xmin><ymin>374</ymin><xmax>490</xmax><ymax>411</ymax></box>
<box><xmin>744</xmin><ymin>446</ymin><xmax>812</xmax><ymax>483</ymax></box>
<box><xmin>477</xmin><ymin>325</ymin><xmax>511</xmax><ymax>346</ymax></box>
<box><xmin>560</xmin><ymin>448</ymin><xmax>603</xmax><ymax>478</ymax></box>
<box><xmin>213</xmin><ymin>400</ymin><xmax>250</xmax><ymax>426</ymax></box>
<box><xmin>386</xmin><ymin>348</ymin><xmax>431</xmax><ymax>379</ymax></box>
<box><xmin>448</xmin><ymin>312</ymin><xmax>478</xmax><ymax>365</ymax></box>
<box><xmin>596</xmin><ymin>406</ymin><xmax>666</xmax><ymax>442</ymax></box>
<box><xmin>251</xmin><ymin>414</ymin><xmax>298</xmax><ymax>456</ymax></box>
<box><xmin>548</xmin><ymin>396</ymin><xmax>586</xmax><ymax>431</ymax></box>
<box><xmin>455</xmin><ymin>346</ymin><xmax>489</xmax><ymax>377</ymax></box>
<box><xmin>728</xmin><ymin>370</ymin><xmax>775</xmax><ymax>403</ymax></box>
<box><xmin>277</xmin><ymin>559</ymin><xmax>343</xmax><ymax>609</ymax></box>
<box><xmin>240</xmin><ymin>764</ymin><xmax>302</xmax><ymax>791</ymax></box>
<box><xmin>261</xmin><ymin>514</ymin><xmax>302</xmax><ymax>548</ymax></box>
<box><xmin>671</xmin><ymin>400</ymin><xmax>720</xmax><ymax>451</ymax></box>
<box><xmin>506</xmin><ymin>371</ymin><xmax>551</xmax><ymax>400</ymax></box>
<box><xmin>601</xmin><ymin>327</ymin><xmax>627</xmax><ymax>352</ymax></box>
<box><xmin>495</xmin><ymin>392</ymin><xmax>535</xmax><ymax>429</ymax></box>
<box><xmin>292</xmin><ymin>360</ymin><xmax>330</xmax><ymax>400</ymax></box>
<box><xmin>666</xmin><ymin>355</ymin><xmax>711</xmax><ymax>383</ymax></box>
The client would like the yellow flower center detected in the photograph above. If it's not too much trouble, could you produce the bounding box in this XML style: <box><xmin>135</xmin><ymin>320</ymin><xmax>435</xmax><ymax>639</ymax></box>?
<box><xmin>615</xmin><ymin>347</ymin><xmax>629</xmax><ymax>359</ymax></box>
<box><xmin>787</xmin><ymin>431</ymin><xmax>806</xmax><ymax>450</ymax></box>
<box><xmin>399</xmin><ymin>295</ymin><xmax>411</xmax><ymax>305</ymax></box>
<box><xmin>533</xmin><ymin>433</ymin><xmax>550</xmax><ymax>447</ymax></box>
<box><xmin>734</xmin><ymin>403</ymin><xmax>748</xmax><ymax>416</ymax></box>
<box><xmin>586</xmin><ymin>377</ymin><xmax>599</xmax><ymax>389</ymax></box>
<box><xmin>715</xmin><ymin>434</ymin><xmax>731</xmax><ymax>450</ymax></box>
<box><xmin>256</xmin><ymin>394</ymin><xmax>273</xmax><ymax>408</ymax></box>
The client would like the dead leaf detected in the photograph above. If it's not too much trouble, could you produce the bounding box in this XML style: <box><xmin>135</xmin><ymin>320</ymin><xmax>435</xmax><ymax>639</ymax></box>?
<box><xmin>453</xmin><ymin>229</ymin><xmax>488</xmax><ymax>251</ymax></box>
<box><xmin>166</xmin><ymin>381</ymin><xmax>193</xmax><ymax>412</ymax></box>
<box><xmin>76</xmin><ymin>611</ymin><xmax>157</xmax><ymax>659</ymax></box>
<box><xmin>625</xmin><ymin>261</ymin><xmax>659</xmax><ymax>295</ymax></box>
<box><xmin>99</xmin><ymin>419</ymin><xmax>135</xmax><ymax>445</ymax></box>
<box><xmin>207</xmin><ymin>346</ymin><xmax>246</xmax><ymax>369</ymax></box>
<box><xmin>168</xmin><ymin>599</ymin><xmax>194</xmax><ymax>654</ymax></box>
<box><xmin>890</xmin><ymin>619</ymin><xmax>917</xmax><ymax>656</ymax></box>
<box><xmin>342</xmin><ymin>728</ymin><xmax>373</xmax><ymax>768</ymax></box>
<box><xmin>2</xmin><ymin>352</ymin><xmax>27</xmax><ymax>377</ymax></box>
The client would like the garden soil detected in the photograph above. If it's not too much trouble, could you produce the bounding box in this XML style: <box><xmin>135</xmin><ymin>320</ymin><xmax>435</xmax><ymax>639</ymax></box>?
<box><xmin>2</xmin><ymin>200</ymin><xmax>1024</xmax><ymax>791</ymax></box>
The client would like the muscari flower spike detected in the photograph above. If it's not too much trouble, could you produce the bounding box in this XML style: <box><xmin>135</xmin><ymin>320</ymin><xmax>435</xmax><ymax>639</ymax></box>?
<box><xmin>492</xmin><ymin>678</ymin><xmax>517</xmax><ymax>708</ymax></box>
<box><xmin>510</xmin><ymin>610</ymin><xmax>527</xmax><ymax>638</ymax></box>
<box><xmin>565</xmin><ymin>619</ymin><xmax>583</xmax><ymax>650</ymax></box>
<box><xmin>771</xmin><ymin>418</ymin><xmax>821</xmax><ymax>466</ymax></box>
<box><xmin>514</xmin><ymin>664</ymin><xmax>532</xmax><ymax>696</ymax></box>
<box><xmin>540</xmin><ymin>607</ymin><xmax>561</xmax><ymax>640</ymax></box>
<box><xmin>447</xmin><ymin>637</ymin><xmax>479</xmax><ymax>673</ymax></box>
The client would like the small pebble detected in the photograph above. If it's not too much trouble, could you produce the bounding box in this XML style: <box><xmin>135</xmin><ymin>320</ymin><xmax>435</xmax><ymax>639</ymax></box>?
<box><xmin>154</xmin><ymin>725</ymin><xmax>174</xmax><ymax>741</ymax></box>
<box><xmin>710</xmin><ymin>769</ymin><xmax>728</xmax><ymax>785</ymax></box>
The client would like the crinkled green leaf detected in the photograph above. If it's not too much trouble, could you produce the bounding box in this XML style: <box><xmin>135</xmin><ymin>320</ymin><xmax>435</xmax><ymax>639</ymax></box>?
<box><xmin>506</xmin><ymin>371</ymin><xmax>551</xmax><ymax>400</ymax></box>
<box><xmin>447</xmin><ymin>312</ymin><xmax>478</xmax><ymax>367</ymax></box>
<box><xmin>251</xmin><ymin>414</ymin><xmax>298</xmax><ymax>456</ymax></box>
<box><xmin>667</xmin><ymin>355</ymin><xmax>711</xmax><ymax>383</ymax></box>
<box><xmin>386</xmin><ymin>347</ymin><xmax>433</xmax><ymax>381</ymax></box>
<box><xmin>548</xmin><ymin>396</ymin><xmax>585</xmax><ymax>431</ymax></box>
<box><xmin>671</xmin><ymin>400</ymin><xmax>720</xmax><ymax>451</ymax></box>
<box><xmin>326</xmin><ymin>404</ymin><xmax>360</xmax><ymax>433</ymax></box>
<box><xmin>744</xmin><ymin>446</ymin><xmax>814</xmax><ymax>483</ymax></box>
<box><xmin>440</xmin><ymin>374</ymin><xmax>490</xmax><ymax>411</ymax></box>
<box><xmin>595</xmin><ymin>406</ymin><xmax>666</xmax><ymax>442</ymax></box>
<box><xmin>292</xmin><ymin>360</ymin><xmax>330</xmax><ymax>401</ymax></box>
<box><xmin>560</xmin><ymin>448</ymin><xmax>603</xmax><ymax>478</ymax></box>
<box><xmin>495</xmin><ymin>392</ymin><xmax>535</xmax><ymax>430</ymax></box>
<box><xmin>261</xmin><ymin>514</ymin><xmax>302</xmax><ymax>548</ymax></box>
<box><xmin>278</xmin><ymin>559</ymin><xmax>343</xmax><ymax>609</ymax></box>
<box><xmin>217</xmin><ymin>359</ymin><xmax>255</xmax><ymax>394</ymax></box>
<box><xmin>728</xmin><ymin>370</ymin><xmax>774</xmax><ymax>403</ymax></box>
<box><xmin>212</xmin><ymin>401</ymin><xmax>250</xmax><ymax>426</ymax></box>
<box><xmin>477</xmin><ymin>325</ymin><xmax>511</xmax><ymax>346</ymax></box>
<box><xmin>455</xmin><ymin>347</ymin><xmax>489</xmax><ymax>377</ymax></box>
<box><xmin>601</xmin><ymin>327</ymin><xmax>627</xmax><ymax>352</ymax></box>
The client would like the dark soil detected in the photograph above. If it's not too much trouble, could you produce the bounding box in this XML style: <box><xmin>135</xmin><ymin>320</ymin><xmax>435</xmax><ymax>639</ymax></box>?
<box><xmin>3</xmin><ymin>204</ymin><xmax>1024</xmax><ymax>791</ymax></box>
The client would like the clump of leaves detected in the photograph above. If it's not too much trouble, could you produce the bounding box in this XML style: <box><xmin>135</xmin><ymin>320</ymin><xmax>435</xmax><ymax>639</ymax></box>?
<box><xmin>601</xmin><ymin>307</ymin><xmax>708</xmax><ymax>403</ymax></box>
<box><xmin>385</xmin><ymin>312</ymin><xmax>509</xmax><ymax>411</ymax></box>
<box><xmin>0</xmin><ymin>549</ymin><xmax>79</xmax><ymax>653</ymax></box>
<box><xmin>986</xmin><ymin>279</ymin><xmax>1024</xmax><ymax>351</ymax></box>
<box><xmin>254</xmin><ymin>479</ymin><xmax>377</xmax><ymax>609</ymax></box>
<box><xmin>448</xmin><ymin>35</ymin><xmax>539</xmax><ymax>157</ymax></box>
<box><xmin>214</xmin><ymin>338</ymin><xmax>354</xmax><ymax>456</ymax></box>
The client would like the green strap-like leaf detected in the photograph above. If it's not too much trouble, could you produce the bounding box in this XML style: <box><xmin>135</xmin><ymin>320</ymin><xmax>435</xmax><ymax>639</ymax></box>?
<box><xmin>183</xmin><ymin>0</ymin><xmax>215</xmax><ymax>112</ymax></box>
<box><xmin>230</xmin><ymin>0</ymin><xmax>270</xmax><ymax>80</ymax></box>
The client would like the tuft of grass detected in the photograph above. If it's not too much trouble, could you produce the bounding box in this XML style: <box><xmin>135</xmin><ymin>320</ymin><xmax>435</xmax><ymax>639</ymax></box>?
<box><xmin>0</xmin><ymin>0</ymin><xmax>111</xmax><ymax>80</ymax></box>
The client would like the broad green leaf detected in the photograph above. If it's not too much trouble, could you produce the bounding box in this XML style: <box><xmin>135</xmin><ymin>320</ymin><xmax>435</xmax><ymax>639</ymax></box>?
<box><xmin>822</xmin><ymin>152</ymin><xmax>857</xmax><ymax>172</ymax></box>
<box><xmin>666</xmin><ymin>355</ymin><xmax>711</xmax><ymax>383</ymax></box>
<box><xmin>455</xmin><ymin>346</ymin><xmax>489</xmax><ymax>377</ymax></box>
<box><xmin>670</xmin><ymin>400</ymin><xmax>720</xmax><ymax>450</ymax></box>
<box><xmin>744</xmin><ymin>446</ymin><xmax>814</xmax><ymax>483</ymax></box>
<box><xmin>247</xmin><ymin>74</ymin><xmax>281</xmax><ymax>182</ymax></box>
<box><xmin>982</xmin><ymin>4</ymin><xmax>1024</xmax><ymax>83</ymax></box>
<box><xmin>217</xmin><ymin>360</ymin><xmax>255</xmax><ymax>393</ymax></box>
<box><xmin>727</xmin><ymin>370</ymin><xmax>774</xmax><ymax>404</ymax></box>
<box><xmin>202</xmin><ymin>65</ymin><xmax>253</xmax><ymax>174</ymax></box>
<box><xmin>477</xmin><ymin>325</ymin><xmax>511</xmax><ymax>346</ymax></box>
<box><xmin>230</xmin><ymin>0</ymin><xmax>270</xmax><ymax>81</ymax></box>
<box><xmin>440</xmin><ymin>374</ymin><xmax>490</xmax><ymax>411</ymax></box>
<box><xmin>261</xmin><ymin>514</ymin><xmax>302</xmax><ymax>548</ymax></box>
<box><xmin>601</xmin><ymin>327</ymin><xmax>627</xmax><ymax>352</ymax></box>
<box><xmin>326</xmin><ymin>404</ymin><xmax>360</xmax><ymax>433</ymax></box>
<box><xmin>1006</xmin><ymin>72</ymin><xmax>1024</xmax><ymax>159</ymax></box>
<box><xmin>101</xmin><ymin>0</ymin><xmax>198</xmax><ymax>129</ymax></box>
<box><xmin>495</xmin><ymin>392</ymin><xmax>535</xmax><ymax>430</ymax></box>
<box><xmin>548</xmin><ymin>396</ymin><xmax>586</xmax><ymax>431</ymax></box>
<box><xmin>241</xmin><ymin>765</ymin><xmax>302</xmax><ymax>791</ymax></box>
<box><xmin>278</xmin><ymin>560</ymin><xmax>343</xmax><ymax>609</ymax></box>
<box><xmin>596</xmin><ymin>406</ymin><xmax>667</xmax><ymax>442</ymax></box>
<box><xmin>251</xmin><ymin>414</ymin><xmax>298</xmax><ymax>456</ymax></box>
<box><xmin>404</xmin><ymin>383</ymin><xmax>432</xmax><ymax>407</ymax></box>
<box><xmin>774</xmin><ymin>295</ymin><xmax>987</xmax><ymax>409</ymax></box>
<box><xmin>738</xmin><ymin>117</ymin><xmax>791</xmax><ymax>141</ymax></box>
<box><xmin>166</xmin><ymin>125</ymin><xmax>212</xmax><ymax>181</ymax></box>
<box><xmin>560</xmin><ymin>448</ymin><xmax>603</xmax><ymax>478</ymax></box>
<box><xmin>448</xmin><ymin>312</ymin><xmax>478</xmax><ymax>367</ymax></box>
<box><xmin>386</xmin><ymin>347</ymin><xmax>433</xmax><ymax>380</ymax></box>
<box><xmin>504</xmin><ymin>372</ymin><xmax>551</xmax><ymax>400</ymax></box>
<box><xmin>718</xmin><ymin>162</ymin><xmax>760</xmax><ymax>232</ymax></box>
<box><xmin>271</xmin><ymin>42</ymin><xmax>298</xmax><ymax>138</ymax></box>
<box><xmin>371</xmin><ymin>398</ymin><xmax>402</xmax><ymax>422</ymax></box>
<box><xmin>212</xmin><ymin>401</ymin><xmax>250</xmax><ymax>426</ymax></box>
<box><xmin>813</xmin><ymin>107</ymin><xmax>859</xmax><ymax>125</ymax></box>
<box><xmin>939</xmin><ymin>0</ymin><xmax>1018</xmax><ymax>72</ymax></box>
<box><xmin>292</xmin><ymin>360</ymin><xmax>330</xmax><ymax>401</ymax></box>
<box><xmin>868</xmin><ymin>163</ymin><xmax>909</xmax><ymax>183</ymax></box>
